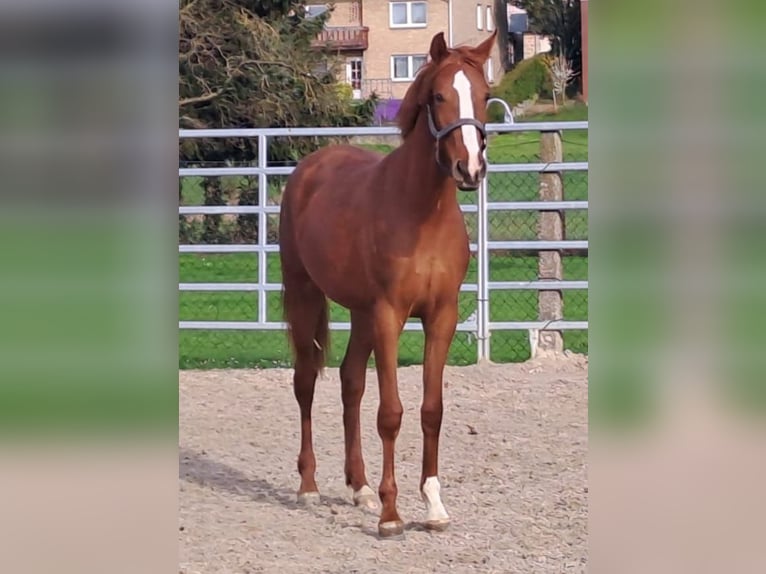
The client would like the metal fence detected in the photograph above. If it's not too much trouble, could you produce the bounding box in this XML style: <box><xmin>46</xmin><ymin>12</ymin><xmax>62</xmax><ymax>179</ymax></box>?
<box><xmin>178</xmin><ymin>121</ymin><xmax>588</xmax><ymax>369</ymax></box>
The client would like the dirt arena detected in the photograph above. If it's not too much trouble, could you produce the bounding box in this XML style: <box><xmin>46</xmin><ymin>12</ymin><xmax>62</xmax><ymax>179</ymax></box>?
<box><xmin>179</xmin><ymin>354</ymin><xmax>588</xmax><ymax>573</ymax></box>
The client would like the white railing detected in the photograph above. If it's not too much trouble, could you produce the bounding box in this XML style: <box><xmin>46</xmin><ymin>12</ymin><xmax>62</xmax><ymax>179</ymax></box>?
<box><xmin>178</xmin><ymin>120</ymin><xmax>588</xmax><ymax>361</ymax></box>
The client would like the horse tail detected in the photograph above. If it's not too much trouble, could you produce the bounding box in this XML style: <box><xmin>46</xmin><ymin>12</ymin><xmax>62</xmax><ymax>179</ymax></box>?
<box><xmin>281</xmin><ymin>284</ymin><xmax>330</xmax><ymax>376</ymax></box>
<box><xmin>279</xmin><ymin>172</ymin><xmax>330</xmax><ymax>375</ymax></box>
<box><xmin>312</xmin><ymin>298</ymin><xmax>330</xmax><ymax>374</ymax></box>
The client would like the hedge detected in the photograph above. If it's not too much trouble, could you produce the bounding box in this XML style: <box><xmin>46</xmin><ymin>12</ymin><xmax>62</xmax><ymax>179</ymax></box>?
<box><xmin>489</xmin><ymin>54</ymin><xmax>553</xmax><ymax>121</ymax></box>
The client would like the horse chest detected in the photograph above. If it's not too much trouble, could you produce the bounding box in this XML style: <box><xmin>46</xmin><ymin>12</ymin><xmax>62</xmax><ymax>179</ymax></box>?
<box><xmin>401</xmin><ymin>251</ymin><xmax>464</xmax><ymax>303</ymax></box>
<box><xmin>413</xmin><ymin>255</ymin><xmax>447</xmax><ymax>281</ymax></box>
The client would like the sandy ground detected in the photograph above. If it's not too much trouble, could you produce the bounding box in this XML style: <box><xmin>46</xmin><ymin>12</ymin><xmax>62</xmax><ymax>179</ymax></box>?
<box><xmin>179</xmin><ymin>354</ymin><xmax>588</xmax><ymax>574</ymax></box>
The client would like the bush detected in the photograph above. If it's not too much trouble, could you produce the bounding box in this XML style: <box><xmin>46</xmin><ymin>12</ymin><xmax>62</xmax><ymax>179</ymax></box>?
<box><xmin>334</xmin><ymin>82</ymin><xmax>353</xmax><ymax>104</ymax></box>
<box><xmin>489</xmin><ymin>54</ymin><xmax>553</xmax><ymax>121</ymax></box>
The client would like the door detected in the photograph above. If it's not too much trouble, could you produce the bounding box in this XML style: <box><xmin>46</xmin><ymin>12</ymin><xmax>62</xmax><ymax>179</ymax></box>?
<box><xmin>346</xmin><ymin>57</ymin><xmax>363</xmax><ymax>99</ymax></box>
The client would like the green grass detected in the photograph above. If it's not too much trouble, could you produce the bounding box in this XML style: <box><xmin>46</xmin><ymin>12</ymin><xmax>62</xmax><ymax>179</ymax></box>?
<box><xmin>179</xmin><ymin>252</ymin><xmax>587</xmax><ymax>368</ymax></box>
<box><xmin>179</xmin><ymin>105</ymin><xmax>588</xmax><ymax>369</ymax></box>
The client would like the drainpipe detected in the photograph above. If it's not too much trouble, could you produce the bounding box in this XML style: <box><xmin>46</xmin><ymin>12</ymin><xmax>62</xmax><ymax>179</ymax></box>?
<box><xmin>447</xmin><ymin>0</ymin><xmax>453</xmax><ymax>47</ymax></box>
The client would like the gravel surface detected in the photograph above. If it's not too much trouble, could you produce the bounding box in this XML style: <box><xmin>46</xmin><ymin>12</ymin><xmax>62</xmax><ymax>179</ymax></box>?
<box><xmin>179</xmin><ymin>355</ymin><xmax>588</xmax><ymax>573</ymax></box>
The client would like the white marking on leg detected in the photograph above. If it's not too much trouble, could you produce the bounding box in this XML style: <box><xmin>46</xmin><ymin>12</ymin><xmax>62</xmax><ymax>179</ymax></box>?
<box><xmin>452</xmin><ymin>70</ymin><xmax>482</xmax><ymax>178</ymax></box>
<box><xmin>421</xmin><ymin>476</ymin><xmax>449</xmax><ymax>523</ymax></box>
<box><xmin>352</xmin><ymin>484</ymin><xmax>379</xmax><ymax>510</ymax></box>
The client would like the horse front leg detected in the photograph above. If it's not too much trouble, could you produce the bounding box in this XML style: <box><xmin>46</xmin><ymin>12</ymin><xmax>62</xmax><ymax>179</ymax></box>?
<box><xmin>419</xmin><ymin>303</ymin><xmax>458</xmax><ymax>531</ymax></box>
<box><xmin>372</xmin><ymin>303</ymin><xmax>406</xmax><ymax>537</ymax></box>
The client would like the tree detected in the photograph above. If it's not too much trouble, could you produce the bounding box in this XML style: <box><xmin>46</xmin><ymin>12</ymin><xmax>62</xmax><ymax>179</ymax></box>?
<box><xmin>494</xmin><ymin>0</ymin><xmax>511</xmax><ymax>70</ymax></box>
<box><xmin>515</xmin><ymin>0</ymin><xmax>582</xmax><ymax>87</ymax></box>
<box><xmin>179</xmin><ymin>0</ymin><xmax>376</xmax><ymax>152</ymax></box>
<box><xmin>178</xmin><ymin>0</ymin><xmax>377</xmax><ymax>243</ymax></box>
<box><xmin>545</xmin><ymin>50</ymin><xmax>578</xmax><ymax>111</ymax></box>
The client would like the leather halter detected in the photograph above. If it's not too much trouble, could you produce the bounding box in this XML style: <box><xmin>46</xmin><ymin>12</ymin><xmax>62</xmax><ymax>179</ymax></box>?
<box><xmin>426</xmin><ymin>104</ymin><xmax>487</xmax><ymax>173</ymax></box>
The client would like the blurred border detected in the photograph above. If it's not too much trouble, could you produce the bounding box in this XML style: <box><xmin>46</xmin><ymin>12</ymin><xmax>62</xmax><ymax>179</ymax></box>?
<box><xmin>589</xmin><ymin>0</ymin><xmax>766</xmax><ymax>572</ymax></box>
<box><xmin>0</xmin><ymin>2</ymin><xmax>178</xmax><ymax>573</ymax></box>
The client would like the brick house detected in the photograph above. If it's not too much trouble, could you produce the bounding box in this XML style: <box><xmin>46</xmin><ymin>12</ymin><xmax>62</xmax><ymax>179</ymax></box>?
<box><xmin>309</xmin><ymin>1</ymin><xmax>503</xmax><ymax>101</ymax></box>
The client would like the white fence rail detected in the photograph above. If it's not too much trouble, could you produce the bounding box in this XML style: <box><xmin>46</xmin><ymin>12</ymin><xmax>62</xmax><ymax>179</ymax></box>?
<box><xmin>178</xmin><ymin>121</ymin><xmax>588</xmax><ymax>361</ymax></box>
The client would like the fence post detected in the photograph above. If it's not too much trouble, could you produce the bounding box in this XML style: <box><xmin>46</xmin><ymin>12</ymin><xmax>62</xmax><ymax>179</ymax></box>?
<box><xmin>476</xmin><ymin>167</ymin><xmax>490</xmax><ymax>362</ymax></box>
<box><xmin>257</xmin><ymin>134</ymin><xmax>268</xmax><ymax>325</ymax></box>
<box><xmin>536</xmin><ymin>131</ymin><xmax>564</xmax><ymax>355</ymax></box>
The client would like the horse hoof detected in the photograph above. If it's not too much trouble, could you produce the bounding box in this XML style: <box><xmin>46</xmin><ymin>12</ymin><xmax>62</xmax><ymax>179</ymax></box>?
<box><xmin>378</xmin><ymin>520</ymin><xmax>405</xmax><ymax>538</ymax></box>
<box><xmin>353</xmin><ymin>485</ymin><xmax>379</xmax><ymax>510</ymax></box>
<box><xmin>424</xmin><ymin>518</ymin><xmax>450</xmax><ymax>532</ymax></box>
<box><xmin>296</xmin><ymin>491</ymin><xmax>320</xmax><ymax>505</ymax></box>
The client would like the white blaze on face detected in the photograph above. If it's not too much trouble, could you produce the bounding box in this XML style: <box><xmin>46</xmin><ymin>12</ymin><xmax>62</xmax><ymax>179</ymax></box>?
<box><xmin>452</xmin><ymin>70</ymin><xmax>482</xmax><ymax>178</ymax></box>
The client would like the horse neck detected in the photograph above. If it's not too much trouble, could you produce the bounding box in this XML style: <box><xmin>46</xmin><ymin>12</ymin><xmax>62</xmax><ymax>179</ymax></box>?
<box><xmin>385</xmin><ymin>110</ymin><xmax>457</xmax><ymax>217</ymax></box>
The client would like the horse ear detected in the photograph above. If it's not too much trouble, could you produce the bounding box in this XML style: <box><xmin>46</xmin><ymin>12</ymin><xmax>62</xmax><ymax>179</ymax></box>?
<box><xmin>472</xmin><ymin>29</ymin><xmax>497</xmax><ymax>63</ymax></box>
<box><xmin>429</xmin><ymin>32</ymin><xmax>449</xmax><ymax>63</ymax></box>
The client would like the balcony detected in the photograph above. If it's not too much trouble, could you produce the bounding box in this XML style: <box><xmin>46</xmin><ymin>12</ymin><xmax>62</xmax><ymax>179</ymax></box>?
<box><xmin>312</xmin><ymin>26</ymin><xmax>369</xmax><ymax>51</ymax></box>
<box><xmin>362</xmin><ymin>78</ymin><xmax>393</xmax><ymax>99</ymax></box>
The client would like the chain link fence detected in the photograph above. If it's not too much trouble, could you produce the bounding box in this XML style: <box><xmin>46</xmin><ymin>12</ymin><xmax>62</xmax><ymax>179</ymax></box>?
<box><xmin>179</xmin><ymin>127</ymin><xmax>587</xmax><ymax>369</ymax></box>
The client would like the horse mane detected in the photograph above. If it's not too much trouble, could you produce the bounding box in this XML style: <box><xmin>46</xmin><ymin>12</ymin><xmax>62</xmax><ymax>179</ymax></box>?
<box><xmin>396</xmin><ymin>60</ymin><xmax>437</xmax><ymax>139</ymax></box>
<box><xmin>396</xmin><ymin>47</ymin><xmax>487</xmax><ymax>140</ymax></box>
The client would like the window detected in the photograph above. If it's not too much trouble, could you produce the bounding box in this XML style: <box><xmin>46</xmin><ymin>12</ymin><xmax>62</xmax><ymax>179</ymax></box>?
<box><xmin>390</xmin><ymin>2</ymin><xmax>427</xmax><ymax>28</ymax></box>
<box><xmin>391</xmin><ymin>55</ymin><xmax>427</xmax><ymax>81</ymax></box>
<box><xmin>486</xmin><ymin>6</ymin><xmax>494</xmax><ymax>32</ymax></box>
<box><xmin>305</xmin><ymin>4</ymin><xmax>329</xmax><ymax>18</ymax></box>
<box><xmin>476</xmin><ymin>4</ymin><xmax>483</xmax><ymax>30</ymax></box>
<box><xmin>486</xmin><ymin>58</ymin><xmax>494</xmax><ymax>83</ymax></box>
<box><xmin>349</xmin><ymin>1</ymin><xmax>360</xmax><ymax>23</ymax></box>
<box><xmin>347</xmin><ymin>58</ymin><xmax>362</xmax><ymax>91</ymax></box>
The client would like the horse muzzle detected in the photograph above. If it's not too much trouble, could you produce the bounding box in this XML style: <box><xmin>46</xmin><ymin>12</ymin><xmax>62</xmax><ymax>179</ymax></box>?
<box><xmin>452</xmin><ymin>158</ymin><xmax>487</xmax><ymax>191</ymax></box>
<box><xmin>427</xmin><ymin>105</ymin><xmax>488</xmax><ymax>190</ymax></box>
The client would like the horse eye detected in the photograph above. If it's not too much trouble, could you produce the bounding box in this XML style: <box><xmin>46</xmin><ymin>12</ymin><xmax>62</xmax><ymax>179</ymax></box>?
<box><xmin>434</xmin><ymin>93</ymin><xmax>445</xmax><ymax>103</ymax></box>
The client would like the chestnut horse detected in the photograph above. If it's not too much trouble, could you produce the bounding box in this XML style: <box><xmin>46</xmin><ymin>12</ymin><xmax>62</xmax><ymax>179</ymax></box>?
<box><xmin>279</xmin><ymin>30</ymin><xmax>496</xmax><ymax>538</ymax></box>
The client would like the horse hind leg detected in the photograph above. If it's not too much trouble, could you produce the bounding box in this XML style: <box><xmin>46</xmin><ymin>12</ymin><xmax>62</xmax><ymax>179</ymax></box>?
<box><xmin>282</xmin><ymin>275</ymin><xmax>330</xmax><ymax>504</ymax></box>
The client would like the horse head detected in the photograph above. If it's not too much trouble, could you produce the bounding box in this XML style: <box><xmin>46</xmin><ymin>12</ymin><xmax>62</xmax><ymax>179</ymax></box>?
<box><xmin>397</xmin><ymin>30</ymin><xmax>497</xmax><ymax>191</ymax></box>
